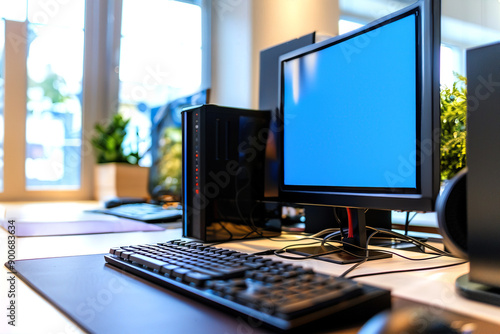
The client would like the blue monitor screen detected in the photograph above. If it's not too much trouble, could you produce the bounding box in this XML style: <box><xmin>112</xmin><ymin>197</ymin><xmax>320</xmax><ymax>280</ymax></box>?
<box><xmin>283</xmin><ymin>13</ymin><xmax>417</xmax><ymax>190</ymax></box>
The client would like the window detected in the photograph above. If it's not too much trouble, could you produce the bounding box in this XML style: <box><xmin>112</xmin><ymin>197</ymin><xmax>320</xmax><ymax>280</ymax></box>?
<box><xmin>0</xmin><ymin>1</ymin><xmax>29</xmax><ymax>194</ymax></box>
<box><xmin>118</xmin><ymin>0</ymin><xmax>203</xmax><ymax>166</ymax></box>
<box><xmin>26</xmin><ymin>1</ymin><xmax>85</xmax><ymax>190</ymax></box>
<box><xmin>0</xmin><ymin>19</ymin><xmax>5</xmax><ymax>192</ymax></box>
<box><xmin>0</xmin><ymin>0</ymin><xmax>209</xmax><ymax>200</ymax></box>
<box><xmin>440</xmin><ymin>44</ymin><xmax>464</xmax><ymax>88</ymax></box>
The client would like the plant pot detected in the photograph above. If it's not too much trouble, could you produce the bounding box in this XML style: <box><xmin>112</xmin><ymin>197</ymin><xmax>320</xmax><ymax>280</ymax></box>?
<box><xmin>94</xmin><ymin>163</ymin><xmax>149</xmax><ymax>201</ymax></box>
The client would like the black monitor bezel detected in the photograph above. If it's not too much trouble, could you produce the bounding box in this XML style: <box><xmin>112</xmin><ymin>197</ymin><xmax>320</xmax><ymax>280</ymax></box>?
<box><xmin>278</xmin><ymin>0</ymin><xmax>440</xmax><ymax>212</ymax></box>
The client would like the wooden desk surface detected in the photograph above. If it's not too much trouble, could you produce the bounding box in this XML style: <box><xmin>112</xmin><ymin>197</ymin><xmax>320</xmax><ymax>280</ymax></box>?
<box><xmin>1</xmin><ymin>202</ymin><xmax>499</xmax><ymax>333</ymax></box>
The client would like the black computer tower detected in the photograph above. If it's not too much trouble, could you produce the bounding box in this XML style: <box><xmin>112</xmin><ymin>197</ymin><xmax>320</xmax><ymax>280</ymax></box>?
<box><xmin>456</xmin><ymin>41</ymin><xmax>500</xmax><ymax>305</ymax></box>
<box><xmin>466</xmin><ymin>42</ymin><xmax>500</xmax><ymax>288</ymax></box>
<box><xmin>182</xmin><ymin>104</ymin><xmax>281</xmax><ymax>242</ymax></box>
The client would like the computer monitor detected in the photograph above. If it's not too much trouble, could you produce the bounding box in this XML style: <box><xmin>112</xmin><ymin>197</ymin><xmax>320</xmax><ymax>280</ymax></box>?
<box><xmin>278</xmin><ymin>0</ymin><xmax>441</xmax><ymax>262</ymax></box>
<box><xmin>149</xmin><ymin>90</ymin><xmax>208</xmax><ymax>202</ymax></box>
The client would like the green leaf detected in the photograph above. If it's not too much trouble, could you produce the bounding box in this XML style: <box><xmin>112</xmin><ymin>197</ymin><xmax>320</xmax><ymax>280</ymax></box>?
<box><xmin>440</xmin><ymin>73</ymin><xmax>467</xmax><ymax>181</ymax></box>
<box><xmin>90</xmin><ymin>112</ymin><xmax>144</xmax><ymax>165</ymax></box>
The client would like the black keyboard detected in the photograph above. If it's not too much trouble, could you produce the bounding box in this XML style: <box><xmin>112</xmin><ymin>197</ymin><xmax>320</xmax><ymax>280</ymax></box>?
<box><xmin>93</xmin><ymin>203</ymin><xmax>182</xmax><ymax>222</ymax></box>
<box><xmin>104</xmin><ymin>240</ymin><xmax>390</xmax><ymax>331</ymax></box>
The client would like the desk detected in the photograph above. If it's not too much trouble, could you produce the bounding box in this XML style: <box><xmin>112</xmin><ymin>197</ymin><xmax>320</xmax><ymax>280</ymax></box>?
<box><xmin>1</xmin><ymin>202</ymin><xmax>500</xmax><ymax>333</ymax></box>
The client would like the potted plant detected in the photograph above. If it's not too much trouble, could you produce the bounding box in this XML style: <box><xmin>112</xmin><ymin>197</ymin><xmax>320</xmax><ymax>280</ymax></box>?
<box><xmin>91</xmin><ymin>113</ymin><xmax>149</xmax><ymax>201</ymax></box>
<box><xmin>440</xmin><ymin>73</ymin><xmax>467</xmax><ymax>181</ymax></box>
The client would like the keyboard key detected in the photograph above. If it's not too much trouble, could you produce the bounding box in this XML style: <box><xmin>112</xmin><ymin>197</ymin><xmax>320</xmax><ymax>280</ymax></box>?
<box><xmin>216</xmin><ymin>266</ymin><xmax>250</xmax><ymax>277</ymax></box>
<box><xmin>242</xmin><ymin>261</ymin><xmax>263</xmax><ymax>269</ymax></box>
<box><xmin>184</xmin><ymin>272</ymin><xmax>212</xmax><ymax>286</ymax></box>
<box><xmin>120</xmin><ymin>251</ymin><xmax>134</xmax><ymax>260</ymax></box>
<box><xmin>190</xmin><ymin>266</ymin><xmax>221</xmax><ymax>277</ymax></box>
<box><xmin>160</xmin><ymin>264</ymin><xmax>181</xmax><ymax>276</ymax></box>
<box><xmin>115</xmin><ymin>249</ymin><xmax>124</xmax><ymax>257</ymax></box>
<box><xmin>129</xmin><ymin>254</ymin><xmax>168</xmax><ymax>271</ymax></box>
<box><xmin>172</xmin><ymin>268</ymin><xmax>191</xmax><ymax>280</ymax></box>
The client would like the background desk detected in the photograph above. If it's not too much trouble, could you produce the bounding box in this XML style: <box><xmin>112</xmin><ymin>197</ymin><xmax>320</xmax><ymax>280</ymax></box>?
<box><xmin>1</xmin><ymin>202</ymin><xmax>500</xmax><ymax>333</ymax></box>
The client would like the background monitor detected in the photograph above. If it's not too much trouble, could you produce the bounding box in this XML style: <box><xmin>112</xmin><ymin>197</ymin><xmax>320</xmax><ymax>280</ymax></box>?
<box><xmin>148</xmin><ymin>90</ymin><xmax>208</xmax><ymax>202</ymax></box>
<box><xmin>259</xmin><ymin>32</ymin><xmax>317</xmax><ymax>200</ymax></box>
<box><xmin>278</xmin><ymin>0</ymin><xmax>441</xmax><ymax>260</ymax></box>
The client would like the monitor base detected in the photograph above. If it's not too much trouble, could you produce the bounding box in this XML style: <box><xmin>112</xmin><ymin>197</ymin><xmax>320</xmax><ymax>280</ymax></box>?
<box><xmin>287</xmin><ymin>245</ymin><xmax>392</xmax><ymax>265</ymax></box>
<box><xmin>456</xmin><ymin>274</ymin><xmax>500</xmax><ymax>306</ymax></box>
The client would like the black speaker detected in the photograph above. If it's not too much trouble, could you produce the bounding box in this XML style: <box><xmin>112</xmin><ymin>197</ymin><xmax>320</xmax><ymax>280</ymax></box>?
<box><xmin>436</xmin><ymin>168</ymin><xmax>468</xmax><ymax>259</ymax></box>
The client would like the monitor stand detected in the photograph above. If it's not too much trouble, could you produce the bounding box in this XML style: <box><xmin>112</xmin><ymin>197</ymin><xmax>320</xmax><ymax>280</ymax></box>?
<box><xmin>456</xmin><ymin>274</ymin><xmax>500</xmax><ymax>307</ymax></box>
<box><xmin>304</xmin><ymin>206</ymin><xmax>424</xmax><ymax>253</ymax></box>
<box><xmin>289</xmin><ymin>208</ymin><xmax>392</xmax><ymax>264</ymax></box>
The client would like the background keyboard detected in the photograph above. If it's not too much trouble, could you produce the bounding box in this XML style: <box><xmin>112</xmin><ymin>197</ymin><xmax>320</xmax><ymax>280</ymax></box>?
<box><xmin>93</xmin><ymin>203</ymin><xmax>182</xmax><ymax>222</ymax></box>
<box><xmin>105</xmin><ymin>239</ymin><xmax>390</xmax><ymax>331</ymax></box>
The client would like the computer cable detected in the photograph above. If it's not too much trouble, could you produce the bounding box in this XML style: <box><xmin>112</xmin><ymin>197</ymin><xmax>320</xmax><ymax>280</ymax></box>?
<box><xmin>337</xmin><ymin>236</ymin><xmax>451</xmax><ymax>278</ymax></box>
<box><xmin>203</xmin><ymin>229</ymin><xmax>261</xmax><ymax>247</ymax></box>
<box><xmin>338</xmin><ymin>229</ymin><xmax>380</xmax><ymax>277</ymax></box>
<box><xmin>249</xmin><ymin>229</ymin><xmax>344</xmax><ymax>256</ymax></box>
<box><xmin>310</xmin><ymin>228</ymin><xmax>343</xmax><ymax>239</ymax></box>
<box><xmin>338</xmin><ymin>231</ymin><xmax>453</xmax><ymax>260</ymax></box>
<box><xmin>207</xmin><ymin>227</ymin><xmax>454</xmax><ymax>273</ymax></box>
<box><xmin>217</xmin><ymin>221</ymin><xmax>234</xmax><ymax>239</ymax></box>
<box><xmin>203</xmin><ymin>222</ymin><xmax>462</xmax><ymax>280</ymax></box>
<box><xmin>404</xmin><ymin>212</ymin><xmax>418</xmax><ymax>235</ymax></box>
<box><xmin>246</xmin><ymin>202</ymin><xmax>343</xmax><ymax>244</ymax></box>
<box><xmin>233</xmin><ymin>166</ymin><xmax>289</xmax><ymax>242</ymax></box>
<box><xmin>273</xmin><ymin>240</ymin><xmax>357</xmax><ymax>260</ymax></box>
<box><xmin>256</xmin><ymin>235</ymin><xmax>449</xmax><ymax>263</ymax></box>
<box><xmin>325</xmin><ymin>238</ymin><xmax>448</xmax><ymax>261</ymax></box>
<box><xmin>205</xmin><ymin>227</ymin><xmax>341</xmax><ymax>250</ymax></box>
<box><xmin>202</xmin><ymin>165</ymin><xmax>270</xmax><ymax>245</ymax></box>
<box><xmin>233</xmin><ymin>168</ymin><xmax>355</xmax><ymax>246</ymax></box>
<box><xmin>320</xmin><ymin>230</ymin><xmax>342</xmax><ymax>245</ymax></box>
<box><xmin>270</xmin><ymin>226</ymin><xmax>447</xmax><ymax>262</ymax></box>
<box><xmin>365</xmin><ymin>226</ymin><xmax>453</xmax><ymax>257</ymax></box>
<box><xmin>206</xmin><ymin>217</ymin><xmax>453</xmax><ymax>268</ymax></box>
<box><xmin>333</xmin><ymin>207</ymin><xmax>346</xmax><ymax>239</ymax></box>
<box><xmin>210</xmin><ymin>166</ymin><xmax>277</xmax><ymax>244</ymax></box>
<box><xmin>337</xmin><ymin>227</ymin><xmax>461</xmax><ymax>277</ymax></box>
<box><xmin>269</xmin><ymin>225</ymin><xmax>452</xmax><ymax>259</ymax></box>
<box><xmin>273</xmin><ymin>236</ymin><xmax>377</xmax><ymax>261</ymax></box>
<box><xmin>344</xmin><ymin>260</ymin><xmax>469</xmax><ymax>279</ymax></box>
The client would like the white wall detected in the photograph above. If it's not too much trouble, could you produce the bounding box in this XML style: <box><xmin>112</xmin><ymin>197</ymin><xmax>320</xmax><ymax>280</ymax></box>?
<box><xmin>210</xmin><ymin>0</ymin><xmax>339</xmax><ymax>109</ymax></box>
<box><xmin>441</xmin><ymin>0</ymin><xmax>500</xmax><ymax>48</ymax></box>
<box><xmin>339</xmin><ymin>0</ymin><xmax>500</xmax><ymax>49</ymax></box>
<box><xmin>442</xmin><ymin>0</ymin><xmax>500</xmax><ymax>31</ymax></box>
<box><xmin>210</xmin><ymin>0</ymin><xmax>253</xmax><ymax>108</ymax></box>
